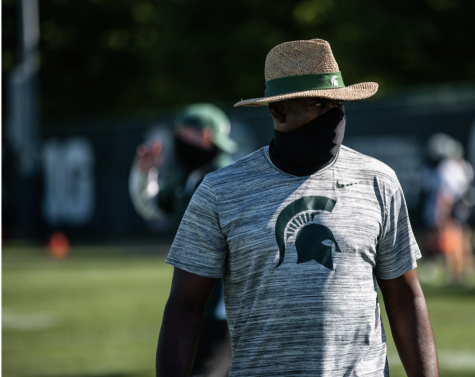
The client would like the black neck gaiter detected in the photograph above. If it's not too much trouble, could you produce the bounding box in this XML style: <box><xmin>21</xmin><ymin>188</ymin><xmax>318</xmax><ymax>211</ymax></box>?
<box><xmin>269</xmin><ymin>107</ymin><xmax>346</xmax><ymax>176</ymax></box>
<box><xmin>174</xmin><ymin>135</ymin><xmax>218</xmax><ymax>172</ymax></box>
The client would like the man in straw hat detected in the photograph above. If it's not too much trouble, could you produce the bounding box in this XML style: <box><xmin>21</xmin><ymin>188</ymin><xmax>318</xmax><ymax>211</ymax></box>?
<box><xmin>156</xmin><ymin>39</ymin><xmax>438</xmax><ymax>376</ymax></box>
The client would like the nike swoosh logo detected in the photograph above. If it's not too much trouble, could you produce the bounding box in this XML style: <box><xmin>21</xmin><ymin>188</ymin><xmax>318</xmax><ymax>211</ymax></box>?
<box><xmin>336</xmin><ymin>180</ymin><xmax>360</xmax><ymax>188</ymax></box>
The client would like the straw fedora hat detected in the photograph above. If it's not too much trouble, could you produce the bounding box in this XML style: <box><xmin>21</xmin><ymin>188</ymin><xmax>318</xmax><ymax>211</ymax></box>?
<box><xmin>234</xmin><ymin>38</ymin><xmax>378</xmax><ymax>107</ymax></box>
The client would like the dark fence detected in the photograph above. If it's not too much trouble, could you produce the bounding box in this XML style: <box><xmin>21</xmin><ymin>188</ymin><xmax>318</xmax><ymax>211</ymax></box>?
<box><xmin>3</xmin><ymin>83</ymin><xmax>475</xmax><ymax>242</ymax></box>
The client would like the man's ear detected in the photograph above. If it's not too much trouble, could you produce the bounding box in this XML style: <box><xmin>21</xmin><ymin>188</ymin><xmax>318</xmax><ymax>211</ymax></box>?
<box><xmin>269</xmin><ymin>102</ymin><xmax>287</xmax><ymax>125</ymax></box>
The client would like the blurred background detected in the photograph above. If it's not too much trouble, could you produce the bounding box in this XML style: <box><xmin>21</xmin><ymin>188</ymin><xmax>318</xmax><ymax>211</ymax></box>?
<box><xmin>2</xmin><ymin>0</ymin><xmax>475</xmax><ymax>376</ymax></box>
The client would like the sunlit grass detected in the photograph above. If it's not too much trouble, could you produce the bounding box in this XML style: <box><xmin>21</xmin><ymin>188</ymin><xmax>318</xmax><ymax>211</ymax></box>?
<box><xmin>2</xmin><ymin>245</ymin><xmax>173</xmax><ymax>377</ymax></box>
<box><xmin>2</xmin><ymin>245</ymin><xmax>475</xmax><ymax>376</ymax></box>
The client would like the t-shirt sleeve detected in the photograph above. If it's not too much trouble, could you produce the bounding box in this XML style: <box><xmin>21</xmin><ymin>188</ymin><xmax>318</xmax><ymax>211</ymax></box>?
<box><xmin>166</xmin><ymin>176</ymin><xmax>227</xmax><ymax>278</ymax></box>
<box><xmin>374</xmin><ymin>178</ymin><xmax>422</xmax><ymax>280</ymax></box>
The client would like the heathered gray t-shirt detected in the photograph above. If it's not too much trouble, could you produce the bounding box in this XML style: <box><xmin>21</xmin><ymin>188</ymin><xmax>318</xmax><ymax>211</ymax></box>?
<box><xmin>166</xmin><ymin>145</ymin><xmax>421</xmax><ymax>377</ymax></box>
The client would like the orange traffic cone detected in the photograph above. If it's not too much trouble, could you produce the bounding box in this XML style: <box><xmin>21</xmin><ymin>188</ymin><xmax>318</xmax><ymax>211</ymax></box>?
<box><xmin>47</xmin><ymin>231</ymin><xmax>71</xmax><ymax>259</ymax></box>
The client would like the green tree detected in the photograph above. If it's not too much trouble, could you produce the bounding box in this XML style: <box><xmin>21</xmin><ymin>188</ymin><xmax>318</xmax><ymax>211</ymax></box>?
<box><xmin>2</xmin><ymin>0</ymin><xmax>475</xmax><ymax>120</ymax></box>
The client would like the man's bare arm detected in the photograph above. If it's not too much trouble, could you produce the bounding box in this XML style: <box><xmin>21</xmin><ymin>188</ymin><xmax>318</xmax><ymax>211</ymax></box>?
<box><xmin>156</xmin><ymin>267</ymin><xmax>217</xmax><ymax>377</ymax></box>
<box><xmin>377</xmin><ymin>268</ymin><xmax>438</xmax><ymax>377</ymax></box>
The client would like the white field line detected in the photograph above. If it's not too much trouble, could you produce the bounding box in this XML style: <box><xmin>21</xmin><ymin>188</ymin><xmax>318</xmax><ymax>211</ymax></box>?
<box><xmin>2</xmin><ymin>310</ymin><xmax>61</xmax><ymax>330</ymax></box>
<box><xmin>388</xmin><ymin>350</ymin><xmax>475</xmax><ymax>370</ymax></box>
<box><xmin>2</xmin><ymin>311</ymin><xmax>475</xmax><ymax>372</ymax></box>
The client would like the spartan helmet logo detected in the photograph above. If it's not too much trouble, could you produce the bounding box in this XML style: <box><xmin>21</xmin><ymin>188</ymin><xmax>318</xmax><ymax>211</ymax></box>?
<box><xmin>331</xmin><ymin>75</ymin><xmax>339</xmax><ymax>87</ymax></box>
<box><xmin>275</xmin><ymin>196</ymin><xmax>341</xmax><ymax>270</ymax></box>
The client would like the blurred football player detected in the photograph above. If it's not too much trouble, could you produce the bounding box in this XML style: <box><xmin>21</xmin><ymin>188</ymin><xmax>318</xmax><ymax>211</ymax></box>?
<box><xmin>129</xmin><ymin>103</ymin><xmax>237</xmax><ymax>376</ymax></box>
<box><xmin>422</xmin><ymin>133</ymin><xmax>474</xmax><ymax>283</ymax></box>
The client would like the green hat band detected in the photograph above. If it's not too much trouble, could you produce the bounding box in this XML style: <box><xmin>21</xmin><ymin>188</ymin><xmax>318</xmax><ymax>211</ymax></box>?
<box><xmin>264</xmin><ymin>72</ymin><xmax>345</xmax><ymax>97</ymax></box>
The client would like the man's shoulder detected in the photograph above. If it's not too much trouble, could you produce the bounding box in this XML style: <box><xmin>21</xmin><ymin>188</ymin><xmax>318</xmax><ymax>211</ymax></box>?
<box><xmin>205</xmin><ymin>147</ymin><xmax>269</xmax><ymax>185</ymax></box>
<box><xmin>339</xmin><ymin>145</ymin><xmax>398</xmax><ymax>183</ymax></box>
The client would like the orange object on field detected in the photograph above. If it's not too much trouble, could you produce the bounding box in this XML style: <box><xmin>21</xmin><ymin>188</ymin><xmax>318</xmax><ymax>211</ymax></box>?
<box><xmin>47</xmin><ymin>231</ymin><xmax>71</xmax><ymax>259</ymax></box>
<box><xmin>439</xmin><ymin>222</ymin><xmax>463</xmax><ymax>255</ymax></box>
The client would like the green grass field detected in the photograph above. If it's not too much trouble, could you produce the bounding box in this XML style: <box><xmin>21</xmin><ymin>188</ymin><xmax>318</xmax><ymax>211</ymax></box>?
<box><xmin>3</xmin><ymin>244</ymin><xmax>475</xmax><ymax>377</ymax></box>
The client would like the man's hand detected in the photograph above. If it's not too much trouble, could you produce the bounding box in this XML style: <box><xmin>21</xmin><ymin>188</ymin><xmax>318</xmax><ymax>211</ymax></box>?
<box><xmin>377</xmin><ymin>269</ymin><xmax>439</xmax><ymax>377</ymax></box>
<box><xmin>135</xmin><ymin>141</ymin><xmax>162</xmax><ymax>173</ymax></box>
<box><xmin>156</xmin><ymin>267</ymin><xmax>217</xmax><ymax>377</ymax></box>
